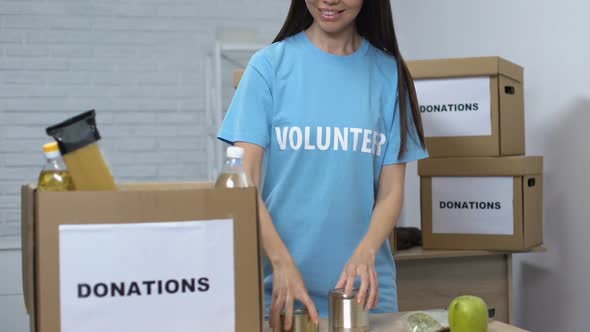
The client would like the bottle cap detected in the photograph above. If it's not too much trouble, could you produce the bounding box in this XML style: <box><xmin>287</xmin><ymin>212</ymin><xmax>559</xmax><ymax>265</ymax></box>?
<box><xmin>43</xmin><ymin>142</ymin><xmax>61</xmax><ymax>159</ymax></box>
<box><xmin>43</xmin><ymin>142</ymin><xmax>59</xmax><ymax>153</ymax></box>
<box><xmin>227</xmin><ymin>146</ymin><xmax>245</xmax><ymax>159</ymax></box>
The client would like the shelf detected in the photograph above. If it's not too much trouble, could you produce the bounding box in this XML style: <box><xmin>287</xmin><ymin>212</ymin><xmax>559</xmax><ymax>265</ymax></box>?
<box><xmin>394</xmin><ymin>245</ymin><xmax>547</xmax><ymax>261</ymax></box>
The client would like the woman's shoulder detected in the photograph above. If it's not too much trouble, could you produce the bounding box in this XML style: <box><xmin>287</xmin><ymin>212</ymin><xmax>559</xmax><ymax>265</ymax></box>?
<box><xmin>246</xmin><ymin>33</ymin><xmax>302</xmax><ymax>82</ymax></box>
<box><xmin>368</xmin><ymin>45</ymin><xmax>398</xmax><ymax>85</ymax></box>
<box><xmin>249</xmin><ymin>34</ymin><xmax>300</xmax><ymax>68</ymax></box>
<box><xmin>366</xmin><ymin>44</ymin><xmax>400</xmax><ymax>79</ymax></box>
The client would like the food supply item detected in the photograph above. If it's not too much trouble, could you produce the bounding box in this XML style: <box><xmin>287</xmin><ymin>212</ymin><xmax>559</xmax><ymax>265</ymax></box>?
<box><xmin>46</xmin><ymin>110</ymin><xmax>117</xmax><ymax>190</ymax></box>
<box><xmin>329</xmin><ymin>288</ymin><xmax>369</xmax><ymax>332</ymax></box>
<box><xmin>405</xmin><ymin>311</ymin><xmax>444</xmax><ymax>332</ymax></box>
<box><xmin>448</xmin><ymin>295</ymin><xmax>489</xmax><ymax>332</ymax></box>
<box><xmin>279</xmin><ymin>308</ymin><xmax>319</xmax><ymax>332</ymax></box>
<box><xmin>215</xmin><ymin>146</ymin><xmax>254</xmax><ymax>188</ymax></box>
<box><xmin>37</xmin><ymin>141</ymin><xmax>75</xmax><ymax>191</ymax></box>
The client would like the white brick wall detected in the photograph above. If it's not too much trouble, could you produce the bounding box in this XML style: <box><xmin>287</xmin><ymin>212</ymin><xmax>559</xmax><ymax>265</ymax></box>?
<box><xmin>0</xmin><ymin>249</ymin><xmax>28</xmax><ymax>332</ymax></box>
<box><xmin>0</xmin><ymin>0</ymin><xmax>289</xmax><ymax>243</ymax></box>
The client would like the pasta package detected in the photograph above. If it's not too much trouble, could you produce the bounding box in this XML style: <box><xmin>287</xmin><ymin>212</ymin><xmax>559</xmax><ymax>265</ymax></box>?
<box><xmin>46</xmin><ymin>110</ymin><xmax>117</xmax><ymax>191</ymax></box>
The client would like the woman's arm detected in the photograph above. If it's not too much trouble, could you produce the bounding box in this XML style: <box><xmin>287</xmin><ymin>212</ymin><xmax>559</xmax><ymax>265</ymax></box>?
<box><xmin>235</xmin><ymin>142</ymin><xmax>319</xmax><ymax>329</ymax></box>
<box><xmin>335</xmin><ymin>163</ymin><xmax>406</xmax><ymax>309</ymax></box>
<box><xmin>236</xmin><ymin>142</ymin><xmax>291</xmax><ymax>267</ymax></box>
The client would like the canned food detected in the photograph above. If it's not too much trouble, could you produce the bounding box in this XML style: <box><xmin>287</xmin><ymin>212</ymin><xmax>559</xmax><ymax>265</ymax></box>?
<box><xmin>279</xmin><ymin>308</ymin><xmax>319</xmax><ymax>332</ymax></box>
<box><xmin>329</xmin><ymin>288</ymin><xmax>370</xmax><ymax>332</ymax></box>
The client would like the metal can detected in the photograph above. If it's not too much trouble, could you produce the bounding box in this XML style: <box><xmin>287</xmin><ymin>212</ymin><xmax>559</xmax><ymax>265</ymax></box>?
<box><xmin>279</xmin><ymin>308</ymin><xmax>319</xmax><ymax>332</ymax></box>
<box><xmin>328</xmin><ymin>288</ymin><xmax>370</xmax><ymax>332</ymax></box>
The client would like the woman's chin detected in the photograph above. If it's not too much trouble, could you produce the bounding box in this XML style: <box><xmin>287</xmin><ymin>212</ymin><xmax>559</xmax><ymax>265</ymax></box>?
<box><xmin>315</xmin><ymin>21</ymin><xmax>354</xmax><ymax>35</ymax></box>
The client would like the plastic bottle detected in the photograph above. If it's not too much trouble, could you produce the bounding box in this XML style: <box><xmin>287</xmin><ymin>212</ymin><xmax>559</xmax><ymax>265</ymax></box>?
<box><xmin>37</xmin><ymin>142</ymin><xmax>75</xmax><ymax>191</ymax></box>
<box><xmin>214</xmin><ymin>146</ymin><xmax>254</xmax><ymax>188</ymax></box>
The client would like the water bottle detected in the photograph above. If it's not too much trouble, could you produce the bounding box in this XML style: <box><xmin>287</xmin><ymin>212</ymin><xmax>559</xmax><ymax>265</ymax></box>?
<box><xmin>214</xmin><ymin>146</ymin><xmax>254</xmax><ymax>188</ymax></box>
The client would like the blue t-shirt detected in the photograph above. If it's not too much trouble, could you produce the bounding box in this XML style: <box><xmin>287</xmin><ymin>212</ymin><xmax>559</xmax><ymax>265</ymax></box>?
<box><xmin>218</xmin><ymin>31</ymin><xmax>428</xmax><ymax>318</ymax></box>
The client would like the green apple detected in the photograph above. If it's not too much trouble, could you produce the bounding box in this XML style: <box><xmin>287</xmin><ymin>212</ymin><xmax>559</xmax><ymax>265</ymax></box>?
<box><xmin>448</xmin><ymin>295</ymin><xmax>488</xmax><ymax>332</ymax></box>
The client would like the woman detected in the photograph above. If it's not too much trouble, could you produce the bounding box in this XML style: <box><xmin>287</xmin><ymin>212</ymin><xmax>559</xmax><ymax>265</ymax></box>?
<box><xmin>218</xmin><ymin>0</ymin><xmax>428</xmax><ymax>330</ymax></box>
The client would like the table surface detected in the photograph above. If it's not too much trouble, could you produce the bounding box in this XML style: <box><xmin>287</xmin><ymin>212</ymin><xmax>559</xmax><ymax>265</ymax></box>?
<box><xmin>262</xmin><ymin>313</ymin><xmax>529</xmax><ymax>332</ymax></box>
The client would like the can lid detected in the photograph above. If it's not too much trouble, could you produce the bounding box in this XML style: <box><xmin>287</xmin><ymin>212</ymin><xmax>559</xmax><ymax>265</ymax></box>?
<box><xmin>293</xmin><ymin>308</ymin><xmax>307</xmax><ymax>315</ymax></box>
<box><xmin>227</xmin><ymin>146</ymin><xmax>244</xmax><ymax>159</ymax></box>
<box><xmin>281</xmin><ymin>308</ymin><xmax>308</xmax><ymax>316</ymax></box>
<box><xmin>330</xmin><ymin>288</ymin><xmax>359</xmax><ymax>299</ymax></box>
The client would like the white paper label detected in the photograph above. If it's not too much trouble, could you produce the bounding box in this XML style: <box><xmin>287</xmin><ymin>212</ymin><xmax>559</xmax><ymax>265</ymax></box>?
<box><xmin>415</xmin><ymin>77</ymin><xmax>492</xmax><ymax>137</ymax></box>
<box><xmin>59</xmin><ymin>219</ymin><xmax>235</xmax><ymax>332</ymax></box>
<box><xmin>431</xmin><ymin>177</ymin><xmax>514</xmax><ymax>235</ymax></box>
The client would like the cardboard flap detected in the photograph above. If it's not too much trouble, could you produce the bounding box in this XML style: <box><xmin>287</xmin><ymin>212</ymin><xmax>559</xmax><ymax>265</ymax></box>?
<box><xmin>523</xmin><ymin>175</ymin><xmax>544</xmax><ymax>248</ymax></box>
<box><xmin>498</xmin><ymin>57</ymin><xmax>524</xmax><ymax>83</ymax></box>
<box><xmin>20</xmin><ymin>184</ymin><xmax>36</xmax><ymax>317</ymax></box>
<box><xmin>407</xmin><ymin>57</ymin><xmax>524</xmax><ymax>82</ymax></box>
<box><xmin>119</xmin><ymin>181</ymin><xmax>213</xmax><ymax>191</ymax></box>
<box><xmin>418</xmin><ymin>156</ymin><xmax>543</xmax><ymax>176</ymax></box>
<box><xmin>499</xmin><ymin>75</ymin><xmax>526</xmax><ymax>155</ymax></box>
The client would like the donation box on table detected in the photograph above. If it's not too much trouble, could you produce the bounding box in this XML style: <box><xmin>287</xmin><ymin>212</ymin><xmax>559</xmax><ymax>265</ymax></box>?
<box><xmin>21</xmin><ymin>182</ymin><xmax>263</xmax><ymax>332</ymax></box>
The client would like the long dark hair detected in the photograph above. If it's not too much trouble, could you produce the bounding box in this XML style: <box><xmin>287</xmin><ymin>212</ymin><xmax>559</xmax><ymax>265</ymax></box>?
<box><xmin>273</xmin><ymin>0</ymin><xmax>426</xmax><ymax>159</ymax></box>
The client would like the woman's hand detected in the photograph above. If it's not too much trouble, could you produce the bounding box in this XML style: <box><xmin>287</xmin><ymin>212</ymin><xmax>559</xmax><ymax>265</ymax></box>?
<box><xmin>335</xmin><ymin>248</ymin><xmax>379</xmax><ymax>310</ymax></box>
<box><xmin>234</xmin><ymin>142</ymin><xmax>319</xmax><ymax>330</ymax></box>
<box><xmin>269</xmin><ymin>258</ymin><xmax>319</xmax><ymax>331</ymax></box>
<box><xmin>334</xmin><ymin>163</ymin><xmax>406</xmax><ymax>311</ymax></box>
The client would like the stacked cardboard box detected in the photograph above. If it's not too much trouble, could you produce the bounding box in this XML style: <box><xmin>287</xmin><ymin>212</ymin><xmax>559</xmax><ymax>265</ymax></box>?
<box><xmin>409</xmin><ymin>57</ymin><xmax>543</xmax><ymax>250</ymax></box>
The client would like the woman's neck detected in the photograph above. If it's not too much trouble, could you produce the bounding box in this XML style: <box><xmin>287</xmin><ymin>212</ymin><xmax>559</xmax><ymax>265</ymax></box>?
<box><xmin>305</xmin><ymin>22</ymin><xmax>362</xmax><ymax>56</ymax></box>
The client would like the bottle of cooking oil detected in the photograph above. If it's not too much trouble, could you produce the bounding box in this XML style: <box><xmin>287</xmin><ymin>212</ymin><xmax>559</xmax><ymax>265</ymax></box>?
<box><xmin>214</xmin><ymin>146</ymin><xmax>254</xmax><ymax>188</ymax></box>
<box><xmin>37</xmin><ymin>141</ymin><xmax>75</xmax><ymax>191</ymax></box>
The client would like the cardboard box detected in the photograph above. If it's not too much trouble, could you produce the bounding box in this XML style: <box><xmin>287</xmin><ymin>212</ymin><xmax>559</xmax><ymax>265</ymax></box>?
<box><xmin>234</xmin><ymin>69</ymin><xmax>244</xmax><ymax>89</ymax></box>
<box><xmin>21</xmin><ymin>182</ymin><xmax>263</xmax><ymax>332</ymax></box>
<box><xmin>419</xmin><ymin>156</ymin><xmax>543</xmax><ymax>250</ymax></box>
<box><xmin>407</xmin><ymin>57</ymin><xmax>525</xmax><ymax>158</ymax></box>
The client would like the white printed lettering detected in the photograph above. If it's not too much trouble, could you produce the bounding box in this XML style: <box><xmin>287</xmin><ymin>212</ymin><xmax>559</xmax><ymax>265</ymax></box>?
<box><xmin>373</xmin><ymin>132</ymin><xmax>386</xmax><ymax>156</ymax></box>
<box><xmin>289</xmin><ymin>127</ymin><xmax>303</xmax><ymax>150</ymax></box>
<box><xmin>334</xmin><ymin>127</ymin><xmax>348</xmax><ymax>151</ymax></box>
<box><xmin>317</xmin><ymin>127</ymin><xmax>331</xmax><ymax>151</ymax></box>
<box><xmin>304</xmin><ymin>126</ymin><xmax>316</xmax><ymax>150</ymax></box>
<box><xmin>274</xmin><ymin>126</ymin><xmax>386</xmax><ymax>156</ymax></box>
<box><xmin>275</xmin><ymin>127</ymin><xmax>288</xmax><ymax>150</ymax></box>
<box><xmin>361</xmin><ymin>129</ymin><xmax>373</xmax><ymax>153</ymax></box>
<box><xmin>350</xmin><ymin>128</ymin><xmax>362</xmax><ymax>151</ymax></box>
